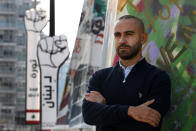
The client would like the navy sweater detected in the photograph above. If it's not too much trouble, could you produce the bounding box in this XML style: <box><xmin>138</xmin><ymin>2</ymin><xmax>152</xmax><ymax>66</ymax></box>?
<box><xmin>82</xmin><ymin>59</ymin><xmax>171</xmax><ymax>131</ymax></box>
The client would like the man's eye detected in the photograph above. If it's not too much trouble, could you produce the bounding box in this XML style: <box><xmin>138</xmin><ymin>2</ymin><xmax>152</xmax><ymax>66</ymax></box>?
<box><xmin>125</xmin><ymin>31</ymin><xmax>134</xmax><ymax>36</ymax></box>
<box><xmin>126</xmin><ymin>32</ymin><xmax>133</xmax><ymax>35</ymax></box>
<box><xmin>114</xmin><ymin>33</ymin><xmax>121</xmax><ymax>37</ymax></box>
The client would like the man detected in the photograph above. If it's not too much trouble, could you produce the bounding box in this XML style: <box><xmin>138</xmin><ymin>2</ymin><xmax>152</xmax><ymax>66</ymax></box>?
<box><xmin>82</xmin><ymin>15</ymin><xmax>171</xmax><ymax>131</ymax></box>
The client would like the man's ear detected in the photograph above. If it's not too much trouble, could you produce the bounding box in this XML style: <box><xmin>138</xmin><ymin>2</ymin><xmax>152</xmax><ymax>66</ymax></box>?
<box><xmin>141</xmin><ymin>33</ymin><xmax>148</xmax><ymax>44</ymax></box>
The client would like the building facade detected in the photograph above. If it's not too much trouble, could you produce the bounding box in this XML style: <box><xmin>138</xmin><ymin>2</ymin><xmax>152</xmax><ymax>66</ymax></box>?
<box><xmin>0</xmin><ymin>0</ymin><xmax>33</xmax><ymax>130</ymax></box>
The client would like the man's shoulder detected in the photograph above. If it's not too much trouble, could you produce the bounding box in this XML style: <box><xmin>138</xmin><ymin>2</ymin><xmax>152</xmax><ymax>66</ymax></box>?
<box><xmin>146</xmin><ymin>62</ymin><xmax>170</xmax><ymax>80</ymax></box>
<box><xmin>137</xmin><ymin>58</ymin><xmax>166</xmax><ymax>74</ymax></box>
<box><xmin>89</xmin><ymin>67</ymin><xmax>115</xmax><ymax>83</ymax></box>
<box><xmin>94</xmin><ymin>66</ymin><xmax>114</xmax><ymax>76</ymax></box>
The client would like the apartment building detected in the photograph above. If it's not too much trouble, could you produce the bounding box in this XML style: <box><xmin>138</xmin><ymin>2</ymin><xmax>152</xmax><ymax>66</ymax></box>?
<box><xmin>0</xmin><ymin>0</ymin><xmax>33</xmax><ymax>130</ymax></box>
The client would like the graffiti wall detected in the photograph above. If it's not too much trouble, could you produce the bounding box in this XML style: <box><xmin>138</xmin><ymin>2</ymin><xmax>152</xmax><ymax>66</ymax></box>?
<box><xmin>57</xmin><ymin>0</ymin><xmax>108</xmax><ymax>127</ymax></box>
<box><xmin>107</xmin><ymin>0</ymin><xmax>196</xmax><ymax>130</ymax></box>
<box><xmin>57</xmin><ymin>0</ymin><xmax>196</xmax><ymax>129</ymax></box>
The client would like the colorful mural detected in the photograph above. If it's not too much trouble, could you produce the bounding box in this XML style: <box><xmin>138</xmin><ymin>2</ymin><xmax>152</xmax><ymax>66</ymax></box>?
<box><xmin>57</xmin><ymin>0</ymin><xmax>196</xmax><ymax>129</ymax></box>
<box><xmin>113</xmin><ymin>0</ymin><xmax>196</xmax><ymax>130</ymax></box>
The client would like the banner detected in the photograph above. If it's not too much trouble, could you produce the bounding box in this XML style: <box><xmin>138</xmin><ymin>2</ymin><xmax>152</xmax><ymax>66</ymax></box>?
<box><xmin>25</xmin><ymin>8</ymin><xmax>70</xmax><ymax>130</ymax></box>
<box><xmin>25</xmin><ymin>8</ymin><xmax>47</xmax><ymax>124</ymax></box>
<box><xmin>38</xmin><ymin>35</ymin><xmax>69</xmax><ymax>130</ymax></box>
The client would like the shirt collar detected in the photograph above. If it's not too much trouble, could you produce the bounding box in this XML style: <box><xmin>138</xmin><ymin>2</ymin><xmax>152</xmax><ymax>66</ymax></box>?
<box><xmin>119</xmin><ymin>57</ymin><xmax>144</xmax><ymax>70</ymax></box>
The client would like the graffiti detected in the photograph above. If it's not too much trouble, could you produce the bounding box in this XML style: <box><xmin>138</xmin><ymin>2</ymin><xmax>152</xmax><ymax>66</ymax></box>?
<box><xmin>91</xmin><ymin>0</ymin><xmax>106</xmax><ymax>46</ymax></box>
<box><xmin>91</xmin><ymin>17</ymin><xmax>105</xmax><ymax>35</ymax></box>
<box><xmin>78</xmin><ymin>0</ymin><xmax>92</xmax><ymax>35</ymax></box>
<box><xmin>114</xmin><ymin>0</ymin><xmax>196</xmax><ymax>130</ymax></box>
<box><xmin>79</xmin><ymin>11</ymin><xmax>85</xmax><ymax>26</ymax></box>
<box><xmin>57</xmin><ymin>0</ymin><xmax>107</xmax><ymax>126</ymax></box>
<box><xmin>160</xmin><ymin>33</ymin><xmax>188</xmax><ymax>65</ymax></box>
<box><xmin>128</xmin><ymin>0</ymin><xmax>184</xmax><ymax>32</ymax></box>
<box><xmin>43</xmin><ymin>76</ymin><xmax>55</xmax><ymax>108</ymax></box>
<box><xmin>93</xmin><ymin>0</ymin><xmax>106</xmax><ymax>17</ymax></box>
<box><xmin>95</xmin><ymin>30</ymin><xmax>104</xmax><ymax>44</ymax></box>
<box><xmin>178</xmin><ymin>10</ymin><xmax>196</xmax><ymax>43</ymax></box>
<box><xmin>30</xmin><ymin>59</ymin><xmax>39</xmax><ymax>78</ymax></box>
<box><xmin>73</xmin><ymin>38</ymin><xmax>82</xmax><ymax>54</ymax></box>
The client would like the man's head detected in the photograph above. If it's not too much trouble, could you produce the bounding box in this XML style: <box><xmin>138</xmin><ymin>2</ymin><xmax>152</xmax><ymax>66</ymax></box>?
<box><xmin>114</xmin><ymin>15</ymin><xmax>147</xmax><ymax>60</ymax></box>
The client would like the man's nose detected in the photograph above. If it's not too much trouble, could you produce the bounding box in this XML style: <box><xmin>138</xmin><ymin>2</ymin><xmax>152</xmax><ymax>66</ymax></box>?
<box><xmin>119</xmin><ymin>36</ymin><xmax>126</xmax><ymax>44</ymax></box>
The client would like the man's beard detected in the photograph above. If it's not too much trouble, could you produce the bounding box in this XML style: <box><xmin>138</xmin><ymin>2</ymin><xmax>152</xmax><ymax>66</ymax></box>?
<box><xmin>116</xmin><ymin>42</ymin><xmax>142</xmax><ymax>60</ymax></box>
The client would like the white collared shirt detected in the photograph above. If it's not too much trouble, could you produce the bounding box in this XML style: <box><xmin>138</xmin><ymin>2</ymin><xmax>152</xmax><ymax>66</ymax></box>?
<box><xmin>119</xmin><ymin>62</ymin><xmax>135</xmax><ymax>79</ymax></box>
<box><xmin>119</xmin><ymin>57</ymin><xmax>144</xmax><ymax>80</ymax></box>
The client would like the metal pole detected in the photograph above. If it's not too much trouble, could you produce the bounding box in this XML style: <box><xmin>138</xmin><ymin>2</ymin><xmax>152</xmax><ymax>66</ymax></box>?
<box><xmin>50</xmin><ymin>0</ymin><xmax>55</xmax><ymax>36</ymax></box>
<box><xmin>34</xmin><ymin>0</ymin><xmax>37</xmax><ymax>9</ymax></box>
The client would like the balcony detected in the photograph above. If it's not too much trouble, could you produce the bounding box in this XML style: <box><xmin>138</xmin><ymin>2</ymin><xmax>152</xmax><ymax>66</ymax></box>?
<box><xmin>0</xmin><ymin>22</ymin><xmax>17</xmax><ymax>30</ymax></box>
<box><xmin>0</xmin><ymin>42</ymin><xmax>16</xmax><ymax>46</ymax></box>
<box><xmin>0</xmin><ymin>87</ymin><xmax>16</xmax><ymax>94</ymax></box>
<box><xmin>0</xmin><ymin>9</ymin><xmax>16</xmax><ymax>15</ymax></box>
<box><xmin>0</xmin><ymin>73</ymin><xmax>16</xmax><ymax>78</ymax></box>
<box><xmin>0</xmin><ymin>25</ymin><xmax>17</xmax><ymax>31</ymax></box>
<box><xmin>0</xmin><ymin>95</ymin><xmax>16</xmax><ymax>107</ymax></box>
<box><xmin>0</xmin><ymin>52</ymin><xmax>17</xmax><ymax>62</ymax></box>
<box><xmin>0</xmin><ymin>57</ymin><xmax>17</xmax><ymax>62</ymax></box>
<box><xmin>0</xmin><ymin>2</ymin><xmax>16</xmax><ymax>15</ymax></box>
<box><xmin>0</xmin><ymin>101</ymin><xmax>16</xmax><ymax>108</ymax></box>
<box><xmin>0</xmin><ymin>105</ymin><xmax>15</xmax><ymax>110</ymax></box>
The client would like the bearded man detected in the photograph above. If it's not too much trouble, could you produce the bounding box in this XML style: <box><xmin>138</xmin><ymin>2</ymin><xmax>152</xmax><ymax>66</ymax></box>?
<box><xmin>82</xmin><ymin>15</ymin><xmax>171</xmax><ymax>131</ymax></box>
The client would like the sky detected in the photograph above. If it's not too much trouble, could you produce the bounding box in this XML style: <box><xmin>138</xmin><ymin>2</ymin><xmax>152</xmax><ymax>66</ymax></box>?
<box><xmin>37</xmin><ymin>0</ymin><xmax>84</xmax><ymax>55</ymax></box>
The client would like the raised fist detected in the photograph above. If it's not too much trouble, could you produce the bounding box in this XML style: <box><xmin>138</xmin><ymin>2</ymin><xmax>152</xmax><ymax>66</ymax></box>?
<box><xmin>37</xmin><ymin>35</ymin><xmax>70</xmax><ymax>68</ymax></box>
<box><xmin>25</xmin><ymin>8</ymin><xmax>48</xmax><ymax>32</ymax></box>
